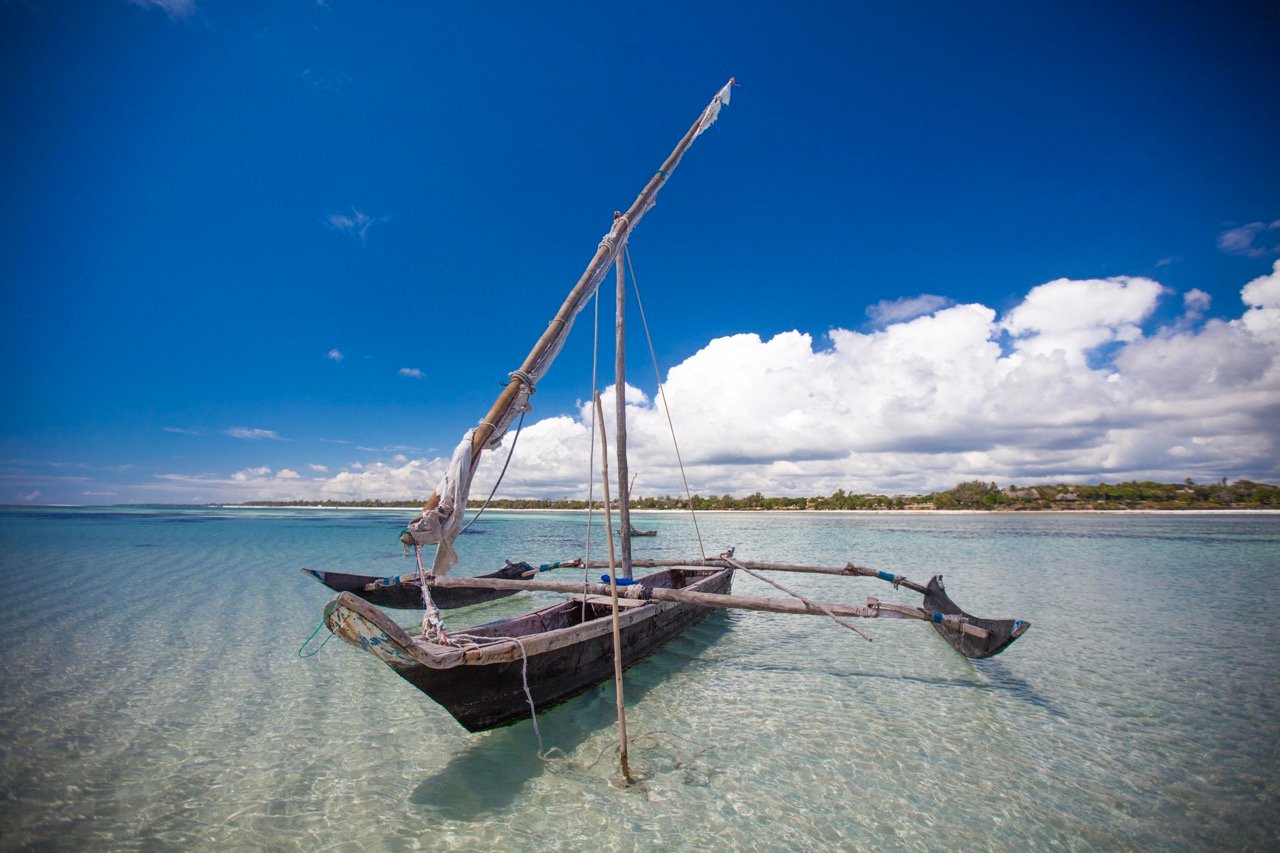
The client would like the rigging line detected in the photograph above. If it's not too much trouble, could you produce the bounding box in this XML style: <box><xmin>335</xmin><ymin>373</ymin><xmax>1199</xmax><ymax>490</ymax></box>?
<box><xmin>451</xmin><ymin>632</ymin><xmax>566</xmax><ymax>764</ymax></box>
<box><xmin>459</xmin><ymin>409</ymin><xmax>526</xmax><ymax>534</ymax></box>
<box><xmin>583</xmin><ymin>288</ymin><xmax>601</xmax><ymax>621</ymax></box>
<box><xmin>721</xmin><ymin>553</ymin><xmax>874</xmax><ymax>643</ymax></box>
<box><xmin>624</xmin><ymin>243</ymin><xmax>706</xmax><ymax>559</ymax></box>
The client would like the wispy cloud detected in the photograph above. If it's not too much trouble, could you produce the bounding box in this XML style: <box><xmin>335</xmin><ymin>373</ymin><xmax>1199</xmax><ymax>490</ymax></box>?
<box><xmin>299</xmin><ymin>67</ymin><xmax>353</xmax><ymax>95</ymax></box>
<box><xmin>399</xmin><ymin>367</ymin><xmax>424</xmax><ymax>379</ymax></box>
<box><xmin>866</xmin><ymin>294</ymin><xmax>954</xmax><ymax>327</ymax></box>
<box><xmin>82</xmin><ymin>490</ymin><xmax>119</xmax><ymax>497</ymax></box>
<box><xmin>16</xmin><ymin>490</ymin><xmax>40</xmax><ymax>502</ymax></box>
<box><xmin>164</xmin><ymin>426</ymin><xmax>201</xmax><ymax>435</ymax></box>
<box><xmin>326</xmin><ymin>348</ymin><xmax>344</xmax><ymax>363</ymax></box>
<box><xmin>308</xmin><ymin>463</ymin><xmax>329</xmax><ymax>473</ymax></box>
<box><xmin>1218</xmin><ymin>219</ymin><xmax>1280</xmax><ymax>258</ymax></box>
<box><xmin>129</xmin><ymin>0</ymin><xmax>197</xmax><ymax>20</ymax></box>
<box><xmin>325</xmin><ymin>208</ymin><xmax>387</xmax><ymax>243</ymax></box>
<box><xmin>225</xmin><ymin>427</ymin><xmax>282</xmax><ymax>440</ymax></box>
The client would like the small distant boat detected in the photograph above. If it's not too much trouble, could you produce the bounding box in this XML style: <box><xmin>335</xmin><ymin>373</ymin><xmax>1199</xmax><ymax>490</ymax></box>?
<box><xmin>628</xmin><ymin>526</ymin><xmax>657</xmax><ymax>537</ymax></box>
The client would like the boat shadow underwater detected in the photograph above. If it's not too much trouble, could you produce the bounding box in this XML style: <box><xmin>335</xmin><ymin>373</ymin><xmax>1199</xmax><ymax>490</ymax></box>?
<box><xmin>408</xmin><ymin>613</ymin><xmax>732</xmax><ymax>818</ymax></box>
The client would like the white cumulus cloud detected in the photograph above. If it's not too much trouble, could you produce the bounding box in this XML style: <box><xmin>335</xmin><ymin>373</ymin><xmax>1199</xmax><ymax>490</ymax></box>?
<box><xmin>399</xmin><ymin>367</ymin><xmax>424</xmax><ymax>379</ymax></box>
<box><xmin>1002</xmin><ymin>276</ymin><xmax>1165</xmax><ymax>366</ymax></box>
<box><xmin>143</xmin><ymin>269</ymin><xmax>1280</xmax><ymax>502</ymax></box>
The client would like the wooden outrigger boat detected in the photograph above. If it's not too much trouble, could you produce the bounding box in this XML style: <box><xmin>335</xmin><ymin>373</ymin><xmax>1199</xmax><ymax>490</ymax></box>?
<box><xmin>326</xmin><ymin>567</ymin><xmax>731</xmax><ymax>732</ymax></box>
<box><xmin>315</xmin><ymin>80</ymin><xmax>1028</xmax><ymax>738</ymax></box>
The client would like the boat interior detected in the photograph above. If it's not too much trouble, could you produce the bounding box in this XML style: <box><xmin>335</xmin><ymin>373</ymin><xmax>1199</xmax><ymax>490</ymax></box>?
<box><xmin>458</xmin><ymin>567</ymin><xmax>721</xmax><ymax>640</ymax></box>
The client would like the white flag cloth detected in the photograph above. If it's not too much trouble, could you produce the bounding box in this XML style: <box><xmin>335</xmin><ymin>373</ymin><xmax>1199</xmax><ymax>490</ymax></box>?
<box><xmin>406</xmin><ymin>429</ymin><xmax>478</xmax><ymax>576</ymax></box>
<box><xmin>693</xmin><ymin>81</ymin><xmax>732</xmax><ymax>140</ymax></box>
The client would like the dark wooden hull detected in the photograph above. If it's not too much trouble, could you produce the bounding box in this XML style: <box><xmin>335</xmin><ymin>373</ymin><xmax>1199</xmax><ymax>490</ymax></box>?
<box><xmin>327</xmin><ymin>567</ymin><xmax>732</xmax><ymax>732</ymax></box>
<box><xmin>302</xmin><ymin>563</ymin><xmax>529</xmax><ymax>609</ymax></box>
<box><xmin>922</xmin><ymin>575</ymin><xmax>1029</xmax><ymax>659</ymax></box>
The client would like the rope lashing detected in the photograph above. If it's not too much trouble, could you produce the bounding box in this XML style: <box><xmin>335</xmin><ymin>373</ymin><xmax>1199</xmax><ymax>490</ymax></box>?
<box><xmin>506</xmin><ymin>369</ymin><xmax>537</xmax><ymax>395</ymax></box>
<box><xmin>596</xmin><ymin>215</ymin><xmax>631</xmax><ymax>255</ymax></box>
<box><xmin>876</xmin><ymin>570</ymin><xmax>905</xmax><ymax>590</ymax></box>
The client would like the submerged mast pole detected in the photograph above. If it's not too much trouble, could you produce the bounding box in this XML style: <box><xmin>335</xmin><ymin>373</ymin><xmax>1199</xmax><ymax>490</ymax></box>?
<box><xmin>614</xmin><ymin>226</ymin><xmax>633</xmax><ymax>580</ymax></box>
<box><xmin>407</xmin><ymin>79</ymin><xmax>735</xmax><ymax>552</ymax></box>
<box><xmin>594</xmin><ymin>391</ymin><xmax>632</xmax><ymax>785</ymax></box>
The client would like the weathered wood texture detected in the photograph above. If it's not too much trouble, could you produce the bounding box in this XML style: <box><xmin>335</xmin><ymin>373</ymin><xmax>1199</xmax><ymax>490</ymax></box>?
<box><xmin>593</xmin><ymin>389</ymin><xmax>631</xmax><ymax>781</ymax></box>
<box><xmin>921</xmin><ymin>575</ymin><xmax>1029</xmax><ymax>659</ymax></box>
<box><xmin>614</xmin><ymin>244</ymin><xmax>633</xmax><ymax>580</ymax></box>
<box><xmin>326</xmin><ymin>567</ymin><xmax>734</xmax><ymax>731</ymax></box>
<box><xmin>301</xmin><ymin>564</ymin><xmax>526</xmax><ymax>609</ymax></box>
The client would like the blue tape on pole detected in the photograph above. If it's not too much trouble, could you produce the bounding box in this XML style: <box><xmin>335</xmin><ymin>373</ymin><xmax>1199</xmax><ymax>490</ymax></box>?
<box><xmin>382</xmin><ymin>576</ymin><xmax>397</xmax><ymax>586</ymax></box>
<box><xmin>601</xmin><ymin>575</ymin><xmax>638</xmax><ymax>586</ymax></box>
<box><xmin>932</xmin><ymin>612</ymin><xmax>943</xmax><ymax>624</ymax></box>
<box><xmin>877</xmin><ymin>571</ymin><xmax>896</xmax><ymax>582</ymax></box>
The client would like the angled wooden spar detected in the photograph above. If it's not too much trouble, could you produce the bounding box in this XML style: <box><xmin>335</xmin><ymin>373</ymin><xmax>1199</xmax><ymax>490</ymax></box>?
<box><xmin>413</xmin><ymin>79</ymin><xmax>735</xmax><ymax>520</ymax></box>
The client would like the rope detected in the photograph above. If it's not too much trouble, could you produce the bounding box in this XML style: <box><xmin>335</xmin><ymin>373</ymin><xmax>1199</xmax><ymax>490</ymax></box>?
<box><xmin>450</xmin><ymin>631</ymin><xmax>566</xmax><ymax>763</ymax></box>
<box><xmin>625</xmin><ymin>244</ymin><xmax>706</xmax><ymax>559</ymax></box>
<box><xmin>720</xmin><ymin>553</ymin><xmax>874</xmax><ymax>643</ymax></box>
<box><xmin>297</xmin><ymin>619</ymin><xmax>334</xmax><ymax>658</ymax></box>
<box><xmin>415</xmin><ymin>545</ymin><xmax>450</xmax><ymax>645</ymax></box>
<box><xmin>460</xmin><ymin>409</ymin><xmax>525</xmax><ymax>534</ymax></box>
<box><xmin>506</xmin><ymin>369</ymin><xmax>537</xmax><ymax>394</ymax></box>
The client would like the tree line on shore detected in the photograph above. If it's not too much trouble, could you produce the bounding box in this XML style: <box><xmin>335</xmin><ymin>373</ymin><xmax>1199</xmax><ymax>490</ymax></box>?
<box><xmin>239</xmin><ymin>478</ymin><xmax>1280</xmax><ymax>510</ymax></box>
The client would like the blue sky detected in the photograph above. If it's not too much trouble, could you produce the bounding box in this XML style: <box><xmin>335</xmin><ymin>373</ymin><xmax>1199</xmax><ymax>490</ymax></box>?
<box><xmin>2</xmin><ymin>1</ymin><xmax>1278</xmax><ymax>504</ymax></box>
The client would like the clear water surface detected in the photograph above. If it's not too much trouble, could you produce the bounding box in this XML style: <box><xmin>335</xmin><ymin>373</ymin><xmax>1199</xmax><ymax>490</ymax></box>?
<box><xmin>0</xmin><ymin>507</ymin><xmax>1276</xmax><ymax>849</ymax></box>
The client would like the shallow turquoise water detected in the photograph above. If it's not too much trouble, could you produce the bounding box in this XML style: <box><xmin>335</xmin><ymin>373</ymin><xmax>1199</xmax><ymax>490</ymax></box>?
<box><xmin>0</xmin><ymin>507</ymin><xmax>1277</xmax><ymax>849</ymax></box>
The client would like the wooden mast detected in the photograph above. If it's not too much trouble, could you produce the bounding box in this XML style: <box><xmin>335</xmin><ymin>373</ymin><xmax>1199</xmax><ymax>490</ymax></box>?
<box><xmin>614</xmin><ymin>228</ymin><xmax>633</xmax><ymax>580</ymax></box>
<box><xmin>593</xmin><ymin>392</ymin><xmax>632</xmax><ymax>784</ymax></box>
<box><xmin>412</xmin><ymin>79</ymin><xmax>734</xmax><ymax>521</ymax></box>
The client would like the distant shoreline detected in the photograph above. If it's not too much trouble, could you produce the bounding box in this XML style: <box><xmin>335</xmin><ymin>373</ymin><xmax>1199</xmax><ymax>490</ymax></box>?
<box><xmin>223</xmin><ymin>505</ymin><xmax>1280</xmax><ymax>514</ymax></box>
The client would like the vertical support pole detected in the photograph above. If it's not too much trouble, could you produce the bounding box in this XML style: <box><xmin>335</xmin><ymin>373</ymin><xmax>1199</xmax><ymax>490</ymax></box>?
<box><xmin>594</xmin><ymin>391</ymin><xmax>632</xmax><ymax>785</ymax></box>
<box><xmin>614</xmin><ymin>231</ymin><xmax>633</xmax><ymax>579</ymax></box>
